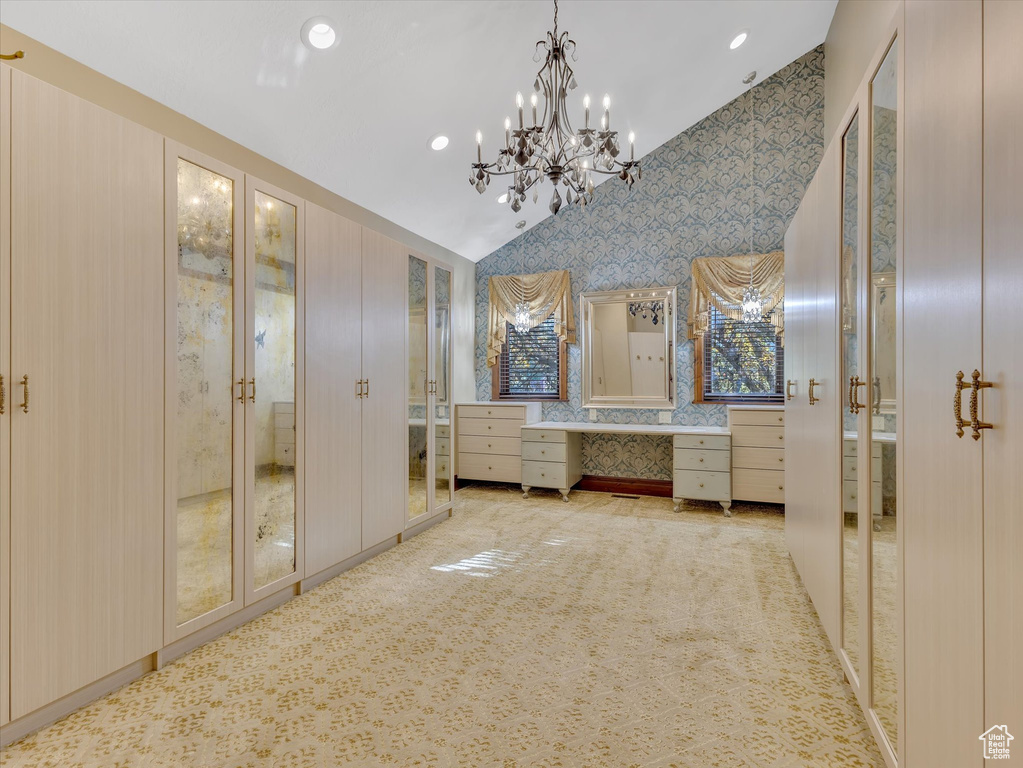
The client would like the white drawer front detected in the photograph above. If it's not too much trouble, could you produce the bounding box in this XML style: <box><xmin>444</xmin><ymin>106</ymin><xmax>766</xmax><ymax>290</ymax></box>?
<box><xmin>436</xmin><ymin>425</ymin><xmax>450</xmax><ymax>438</ymax></box>
<box><xmin>843</xmin><ymin>480</ymin><xmax>883</xmax><ymax>513</ymax></box>
<box><xmin>521</xmin><ymin>429</ymin><xmax>567</xmax><ymax>444</ymax></box>
<box><xmin>275</xmin><ymin>427</ymin><xmax>295</xmax><ymax>446</ymax></box>
<box><xmin>732</xmin><ymin>446</ymin><xmax>785</xmax><ymax>470</ymax></box>
<box><xmin>522</xmin><ymin>441</ymin><xmax>567</xmax><ymax>462</ymax></box>
<box><xmin>459</xmin><ymin>404</ymin><xmax>525</xmax><ymax>420</ymax></box>
<box><xmin>673</xmin><ymin>448</ymin><xmax>730</xmax><ymax>472</ymax></box>
<box><xmin>437</xmin><ymin>458</ymin><xmax>449</xmax><ymax>479</ymax></box>
<box><xmin>275</xmin><ymin>444</ymin><xmax>295</xmax><ymax>466</ymax></box>
<box><xmin>733</xmin><ymin>468</ymin><xmax>785</xmax><ymax>504</ymax></box>
<box><xmin>459</xmin><ymin>417</ymin><xmax>523</xmax><ymax>438</ymax></box>
<box><xmin>274</xmin><ymin>412</ymin><xmax>295</xmax><ymax>429</ymax></box>
<box><xmin>522</xmin><ymin>460</ymin><xmax>568</xmax><ymax>489</ymax></box>
<box><xmin>731</xmin><ymin>426</ymin><xmax>784</xmax><ymax>448</ymax></box>
<box><xmin>673</xmin><ymin>434</ymin><xmax>730</xmax><ymax>451</ymax></box>
<box><xmin>459</xmin><ymin>435</ymin><xmax>521</xmax><ymax>456</ymax></box>
<box><xmin>673</xmin><ymin>469</ymin><xmax>730</xmax><ymax>501</ymax></box>
<box><xmin>436</xmin><ymin>438</ymin><xmax>450</xmax><ymax>456</ymax></box>
<box><xmin>843</xmin><ymin>440</ymin><xmax>883</xmax><ymax>459</ymax></box>
<box><xmin>458</xmin><ymin>452</ymin><xmax>521</xmax><ymax>483</ymax></box>
<box><xmin>730</xmin><ymin>409</ymin><xmax>785</xmax><ymax>427</ymax></box>
<box><xmin>842</xmin><ymin>456</ymin><xmax>883</xmax><ymax>482</ymax></box>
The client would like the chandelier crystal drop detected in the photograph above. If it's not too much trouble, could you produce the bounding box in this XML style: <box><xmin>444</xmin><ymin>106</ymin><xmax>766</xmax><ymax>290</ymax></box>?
<box><xmin>741</xmin><ymin>282</ymin><xmax>765</xmax><ymax>324</ymax></box>
<box><xmin>513</xmin><ymin>300</ymin><xmax>533</xmax><ymax>334</ymax></box>
<box><xmin>470</xmin><ymin>0</ymin><xmax>640</xmax><ymax>214</ymax></box>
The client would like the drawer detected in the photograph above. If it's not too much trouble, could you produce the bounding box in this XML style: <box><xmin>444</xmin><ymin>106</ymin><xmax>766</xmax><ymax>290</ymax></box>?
<box><xmin>274</xmin><ymin>412</ymin><xmax>295</xmax><ymax>429</ymax></box>
<box><xmin>732</xmin><ymin>446</ymin><xmax>785</xmax><ymax>470</ymax></box>
<box><xmin>673</xmin><ymin>434</ymin><xmax>730</xmax><ymax>451</ymax></box>
<box><xmin>437</xmin><ymin>458</ymin><xmax>449</xmax><ymax>479</ymax></box>
<box><xmin>843</xmin><ymin>480</ymin><xmax>883</xmax><ymax>513</ymax></box>
<box><xmin>673</xmin><ymin>448</ymin><xmax>730</xmax><ymax>472</ymax></box>
<box><xmin>459</xmin><ymin>404</ymin><xmax>525</xmax><ymax>420</ymax></box>
<box><xmin>842</xmin><ymin>456</ymin><xmax>882</xmax><ymax>482</ymax></box>
<box><xmin>731</xmin><ymin>426</ymin><xmax>784</xmax><ymax>448</ymax></box>
<box><xmin>436</xmin><ymin>438</ymin><xmax>450</xmax><ymax>456</ymax></box>
<box><xmin>521</xmin><ymin>460</ymin><xmax>568</xmax><ymax>489</ymax></box>
<box><xmin>458</xmin><ymin>435</ymin><xmax>521</xmax><ymax>456</ymax></box>
<box><xmin>673</xmin><ymin>469</ymin><xmax>731</xmax><ymax>501</ymax></box>
<box><xmin>457</xmin><ymin>452</ymin><xmax>521</xmax><ymax>483</ymax></box>
<box><xmin>521</xmin><ymin>428</ymin><xmax>567</xmax><ymax>444</ymax></box>
<box><xmin>843</xmin><ymin>440</ymin><xmax>883</xmax><ymax>459</ymax></box>
<box><xmin>522</xmin><ymin>441</ymin><xmax>567</xmax><ymax>462</ymax></box>
<box><xmin>730</xmin><ymin>409</ymin><xmax>785</xmax><ymax>427</ymax></box>
<box><xmin>436</xmin><ymin>425</ymin><xmax>450</xmax><ymax>438</ymax></box>
<box><xmin>732</xmin><ymin>468</ymin><xmax>785</xmax><ymax>503</ymax></box>
<box><xmin>275</xmin><ymin>427</ymin><xmax>295</xmax><ymax>446</ymax></box>
<box><xmin>274</xmin><ymin>402</ymin><xmax>295</xmax><ymax>414</ymax></box>
<box><xmin>275</xmin><ymin>444</ymin><xmax>295</xmax><ymax>466</ymax></box>
<box><xmin>459</xmin><ymin>417</ymin><xmax>523</xmax><ymax>438</ymax></box>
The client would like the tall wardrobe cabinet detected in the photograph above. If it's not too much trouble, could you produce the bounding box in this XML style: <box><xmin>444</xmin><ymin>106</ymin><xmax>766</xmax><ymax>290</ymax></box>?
<box><xmin>1</xmin><ymin>65</ymin><xmax>165</xmax><ymax>720</ymax></box>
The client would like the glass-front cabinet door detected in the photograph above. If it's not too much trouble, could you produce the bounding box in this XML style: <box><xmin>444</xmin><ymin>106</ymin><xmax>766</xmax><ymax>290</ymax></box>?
<box><xmin>432</xmin><ymin>265</ymin><xmax>453</xmax><ymax>515</ymax></box>
<box><xmin>408</xmin><ymin>254</ymin><xmax>430</xmax><ymax>521</ymax></box>
<box><xmin>868</xmin><ymin>37</ymin><xmax>899</xmax><ymax>759</ymax></box>
<box><xmin>245</xmin><ymin>179</ymin><xmax>304</xmax><ymax>603</ymax></box>
<box><xmin>167</xmin><ymin>146</ymin><xmax>245</xmax><ymax>643</ymax></box>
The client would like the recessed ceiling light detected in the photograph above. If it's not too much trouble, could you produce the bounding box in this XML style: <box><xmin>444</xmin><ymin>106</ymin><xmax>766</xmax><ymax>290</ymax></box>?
<box><xmin>729</xmin><ymin>31</ymin><xmax>748</xmax><ymax>50</ymax></box>
<box><xmin>429</xmin><ymin>134</ymin><xmax>449</xmax><ymax>151</ymax></box>
<box><xmin>302</xmin><ymin>17</ymin><xmax>340</xmax><ymax>51</ymax></box>
<box><xmin>498</xmin><ymin>193</ymin><xmax>509</xmax><ymax>204</ymax></box>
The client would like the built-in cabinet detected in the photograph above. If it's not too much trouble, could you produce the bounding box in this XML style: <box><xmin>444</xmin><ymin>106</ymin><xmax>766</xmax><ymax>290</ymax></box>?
<box><xmin>0</xmin><ymin>64</ymin><xmax>455</xmax><ymax>744</ymax></box>
<box><xmin>785</xmin><ymin>2</ymin><xmax>1022</xmax><ymax>765</ymax></box>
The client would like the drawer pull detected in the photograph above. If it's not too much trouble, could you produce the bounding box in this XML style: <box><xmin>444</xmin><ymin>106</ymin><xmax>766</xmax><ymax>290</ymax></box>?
<box><xmin>778</xmin><ymin>435</ymin><xmax>783</xmax><ymax>441</ymax></box>
<box><xmin>488</xmin><ymin>425</ymin><xmax>492</xmax><ymax>430</ymax></box>
<box><xmin>778</xmin><ymin>486</ymin><xmax>783</xmax><ymax>490</ymax></box>
<box><xmin>778</xmin><ymin>457</ymin><xmax>783</xmax><ymax>462</ymax></box>
<box><xmin>541</xmin><ymin>433</ymin><xmax>545</xmax><ymax>438</ymax></box>
<box><xmin>698</xmin><ymin>483</ymin><xmax>704</xmax><ymax>488</ymax></box>
<box><xmin>699</xmin><ymin>440</ymin><xmax>704</xmax><ymax>445</ymax></box>
<box><xmin>488</xmin><ymin>443</ymin><xmax>492</xmax><ymax>448</ymax></box>
<box><xmin>541</xmin><ymin>450</ymin><xmax>546</xmax><ymax>455</ymax></box>
<box><xmin>541</xmin><ymin>473</ymin><xmax>545</xmax><ymax>477</ymax></box>
<box><xmin>699</xmin><ymin>458</ymin><xmax>704</xmax><ymax>463</ymax></box>
<box><xmin>488</xmin><ymin>409</ymin><xmax>492</xmax><ymax>414</ymax></box>
<box><xmin>488</xmin><ymin>466</ymin><xmax>492</xmax><ymax>470</ymax></box>
<box><xmin>778</xmin><ymin>416</ymin><xmax>783</xmax><ymax>422</ymax></box>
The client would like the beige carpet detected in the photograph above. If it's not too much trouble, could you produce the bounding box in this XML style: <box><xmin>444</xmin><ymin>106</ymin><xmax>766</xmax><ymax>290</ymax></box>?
<box><xmin>1</xmin><ymin>486</ymin><xmax>883</xmax><ymax>767</ymax></box>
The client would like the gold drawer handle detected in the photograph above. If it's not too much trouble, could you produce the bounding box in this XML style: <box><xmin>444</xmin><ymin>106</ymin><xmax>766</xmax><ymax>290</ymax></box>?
<box><xmin>778</xmin><ymin>486</ymin><xmax>783</xmax><ymax>490</ymax></box>
<box><xmin>954</xmin><ymin>371</ymin><xmax>967</xmax><ymax>437</ymax></box>
<box><xmin>698</xmin><ymin>483</ymin><xmax>704</xmax><ymax>488</ymax></box>
<box><xmin>19</xmin><ymin>375</ymin><xmax>29</xmax><ymax>414</ymax></box>
<box><xmin>699</xmin><ymin>440</ymin><xmax>704</xmax><ymax>445</ymax></box>
<box><xmin>541</xmin><ymin>433</ymin><xmax>545</xmax><ymax>438</ymax></box>
<box><xmin>778</xmin><ymin>457</ymin><xmax>783</xmax><ymax>462</ymax></box>
<box><xmin>238</xmin><ymin>378</ymin><xmax>247</xmax><ymax>403</ymax></box>
<box><xmin>969</xmin><ymin>369</ymin><xmax>993</xmax><ymax>440</ymax></box>
<box><xmin>777</xmin><ymin>416</ymin><xmax>783</xmax><ymax>423</ymax></box>
<box><xmin>488</xmin><ymin>466</ymin><xmax>492</xmax><ymax>470</ymax></box>
<box><xmin>488</xmin><ymin>409</ymin><xmax>492</xmax><ymax>414</ymax></box>
<box><xmin>249</xmin><ymin>377</ymin><xmax>256</xmax><ymax>402</ymax></box>
<box><xmin>488</xmin><ymin>425</ymin><xmax>492</xmax><ymax>430</ymax></box>
<box><xmin>849</xmin><ymin>376</ymin><xmax>866</xmax><ymax>414</ymax></box>
<box><xmin>541</xmin><ymin>450</ymin><xmax>546</xmax><ymax>455</ymax></box>
<box><xmin>808</xmin><ymin>378</ymin><xmax>820</xmax><ymax>406</ymax></box>
<box><xmin>786</xmin><ymin>380</ymin><xmax>796</xmax><ymax>401</ymax></box>
<box><xmin>0</xmin><ymin>373</ymin><xmax>4</xmax><ymax>415</ymax></box>
<box><xmin>699</xmin><ymin>458</ymin><xmax>704</xmax><ymax>463</ymax></box>
<box><xmin>778</xmin><ymin>435</ymin><xmax>783</xmax><ymax>441</ymax></box>
<box><xmin>487</xmin><ymin>443</ymin><xmax>492</xmax><ymax>448</ymax></box>
<box><xmin>541</xmin><ymin>473</ymin><xmax>545</xmax><ymax>477</ymax></box>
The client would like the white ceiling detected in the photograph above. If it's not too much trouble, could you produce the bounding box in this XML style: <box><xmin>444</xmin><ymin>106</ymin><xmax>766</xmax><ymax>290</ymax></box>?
<box><xmin>1</xmin><ymin>0</ymin><xmax>836</xmax><ymax>261</ymax></box>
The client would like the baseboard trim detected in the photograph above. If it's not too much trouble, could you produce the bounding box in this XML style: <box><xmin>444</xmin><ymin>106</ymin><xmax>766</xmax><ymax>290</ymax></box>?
<box><xmin>1</xmin><ymin>657</ymin><xmax>154</xmax><ymax>747</ymax></box>
<box><xmin>404</xmin><ymin>509</ymin><xmax>450</xmax><ymax>540</ymax></box>
<box><xmin>300</xmin><ymin>537</ymin><xmax>397</xmax><ymax>593</ymax></box>
<box><xmin>577</xmin><ymin>474</ymin><xmax>674</xmax><ymax>498</ymax></box>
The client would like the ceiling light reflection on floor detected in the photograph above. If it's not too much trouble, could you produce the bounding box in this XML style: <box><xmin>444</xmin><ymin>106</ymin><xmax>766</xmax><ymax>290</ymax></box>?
<box><xmin>431</xmin><ymin>549</ymin><xmax>523</xmax><ymax>577</ymax></box>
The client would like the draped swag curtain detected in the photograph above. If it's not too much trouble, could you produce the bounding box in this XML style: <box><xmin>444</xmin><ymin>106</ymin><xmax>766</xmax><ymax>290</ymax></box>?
<box><xmin>688</xmin><ymin>251</ymin><xmax>785</xmax><ymax>341</ymax></box>
<box><xmin>487</xmin><ymin>270</ymin><xmax>575</xmax><ymax>368</ymax></box>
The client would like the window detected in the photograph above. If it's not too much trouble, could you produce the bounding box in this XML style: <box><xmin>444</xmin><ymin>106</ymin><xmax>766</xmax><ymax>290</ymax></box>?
<box><xmin>694</xmin><ymin>306</ymin><xmax>784</xmax><ymax>403</ymax></box>
<box><xmin>492</xmin><ymin>317</ymin><xmax>567</xmax><ymax>400</ymax></box>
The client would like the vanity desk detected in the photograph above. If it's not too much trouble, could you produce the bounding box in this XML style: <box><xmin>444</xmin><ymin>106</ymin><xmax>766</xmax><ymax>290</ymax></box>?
<box><xmin>519</xmin><ymin>421</ymin><xmax>734</xmax><ymax>515</ymax></box>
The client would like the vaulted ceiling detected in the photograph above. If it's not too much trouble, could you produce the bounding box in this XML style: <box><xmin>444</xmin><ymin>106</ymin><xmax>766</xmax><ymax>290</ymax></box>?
<box><xmin>1</xmin><ymin>0</ymin><xmax>836</xmax><ymax>261</ymax></box>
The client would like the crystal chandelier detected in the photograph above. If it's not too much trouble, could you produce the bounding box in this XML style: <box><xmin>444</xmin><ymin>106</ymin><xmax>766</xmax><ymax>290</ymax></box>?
<box><xmin>740</xmin><ymin>71</ymin><xmax>765</xmax><ymax>324</ymax></box>
<box><xmin>471</xmin><ymin>0</ymin><xmax>640</xmax><ymax>215</ymax></box>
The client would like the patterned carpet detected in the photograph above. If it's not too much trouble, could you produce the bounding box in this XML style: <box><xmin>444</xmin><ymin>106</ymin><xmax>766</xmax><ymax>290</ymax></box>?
<box><xmin>1</xmin><ymin>486</ymin><xmax>883</xmax><ymax>767</ymax></box>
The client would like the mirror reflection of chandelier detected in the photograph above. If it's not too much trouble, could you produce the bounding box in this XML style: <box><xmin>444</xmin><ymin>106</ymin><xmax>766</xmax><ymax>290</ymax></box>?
<box><xmin>470</xmin><ymin>0</ymin><xmax>640</xmax><ymax>215</ymax></box>
<box><xmin>628</xmin><ymin>300</ymin><xmax>662</xmax><ymax>326</ymax></box>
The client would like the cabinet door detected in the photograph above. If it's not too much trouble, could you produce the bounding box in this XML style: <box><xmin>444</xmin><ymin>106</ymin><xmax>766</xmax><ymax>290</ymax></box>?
<box><xmin>0</xmin><ymin>62</ymin><xmax>10</xmax><ymax>729</ymax></box>
<box><xmin>245</xmin><ymin>177</ymin><xmax>304</xmax><ymax>604</ymax></box>
<box><xmin>903</xmin><ymin>2</ymin><xmax>984</xmax><ymax>765</ymax></box>
<box><xmin>408</xmin><ymin>253</ymin><xmax>429</xmax><ymax>523</ymax></box>
<box><xmin>432</xmin><ymin>264</ymin><xmax>454</xmax><ymax>516</ymax></box>
<box><xmin>9</xmin><ymin>70</ymin><xmax>164</xmax><ymax>718</ymax></box>
<box><xmin>983</xmin><ymin>0</ymin><xmax>1023</xmax><ymax>737</ymax></box>
<box><xmin>783</xmin><ymin>203</ymin><xmax>805</xmax><ymax>576</ymax></box>
<box><xmin>305</xmin><ymin>203</ymin><xmax>363</xmax><ymax>575</ymax></box>
<box><xmin>361</xmin><ymin>230</ymin><xmax>407</xmax><ymax>548</ymax></box>
<box><xmin>164</xmin><ymin>144</ymin><xmax>246</xmax><ymax>644</ymax></box>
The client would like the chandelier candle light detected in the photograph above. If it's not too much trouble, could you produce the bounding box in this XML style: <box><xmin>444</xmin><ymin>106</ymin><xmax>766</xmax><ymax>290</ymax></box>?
<box><xmin>470</xmin><ymin>0</ymin><xmax>640</xmax><ymax>215</ymax></box>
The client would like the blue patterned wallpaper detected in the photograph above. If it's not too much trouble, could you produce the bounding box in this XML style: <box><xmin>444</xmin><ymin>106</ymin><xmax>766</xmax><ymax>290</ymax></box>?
<box><xmin>474</xmin><ymin>47</ymin><xmax>825</xmax><ymax>479</ymax></box>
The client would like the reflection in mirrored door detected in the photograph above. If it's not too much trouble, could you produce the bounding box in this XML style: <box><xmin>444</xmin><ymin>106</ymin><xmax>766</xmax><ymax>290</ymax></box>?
<box><xmin>434</xmin><ymin>266</ymin><xmax>452</xmax><ymax>510</ymax></box>
<box><xmin>870</xmin><ymin>37</ymin><xmax>899</xmax><ymax>755</ymax></box>
<box><xmin>174</xmin><ymin>157</ymin><xmax>238</xmax><ymax>626</ymax></box>
<box><xmin>252</xmin><ymin>190</ymin><xmax>297</xmax><ymax>591</ymax></box>
<box><xmin>840</xmin><ymin>112</ymin><xmax>861</xmax><ymax>682</ymax></box>
<box><xmin>408</xmin><ymin>254</ymin><xmax>429</xmax><ymax>519</ymax></box>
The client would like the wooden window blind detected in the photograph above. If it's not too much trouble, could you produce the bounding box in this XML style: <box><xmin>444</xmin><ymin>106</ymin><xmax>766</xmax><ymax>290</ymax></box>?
<box><xmin>493</xmin><ymin>318</ymin><xmax>566</xmax><ymax>400</ymax></box>
<box><xmin>698</xmin><ymin>306</ymin><xmax>784</xmax><ymax>403</ymax></box>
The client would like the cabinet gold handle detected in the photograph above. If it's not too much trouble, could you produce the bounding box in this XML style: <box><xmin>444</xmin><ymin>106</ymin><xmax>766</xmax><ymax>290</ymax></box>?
<box><xmin>541</xmin><ymin>433</ymin><xmax>545</xmax><ymax>438</ymax></box>
<box><xmin>236</xmin><ymin>378</ymin><xmax>245</xmax><ymax>403</ymax></box>
<box><xmin>699</xmin><ymin>440</ymin><xmax>704</xmax><ymax>445</ymax></box>
<box><xmin>699</xmin><ymin>458</ymin><xmax>704</xmax><ymax>463</ymax></box>
<box><xmin>0</xmin><ymin>373</ymin><xmax>5</xmax><ymax>415</ymax></box>
<box><xmin>969</xmin><ymin>369</ymin><xmax>993</xmax><ymax>441</ymax></box>
<box><xmin>487</xmin><ymin>425</ymin><xmax>492</xmax><ymax>430</ymax></box>
<box><xmin>487</xmin><ymin>409</ymin><xmax>492</xmax><ymax>415</ymax></box>
<box><xmin>541</xmin><ymin>473</ymin><xmax>545</xmax><ymax>477</ymax></box>
<box><xmin>541</xmin><ymin>450</ymin><xmax>545</xmax><ymax>454</ymax></box>
<box><xmin>699</xmin><ymin>483</ymin><xmax>704</xmax><ymax>488</ymax></box>
<box><xmin>356</xmin><ymin>379</ymin><xmax>363</xmax><ymax>398</ymax></box>
<box><xmin>19</xmin><ymin>375</ymin><xmax>29</xmax><ymax>414</ymax></box>
<box><xmin>778</xmin><ymin>457</ymin><xmax>783</xmax><ymax>462</ymax></box>
<box><xmin>364</xmin><ymin>379</ymin><xmax>370</xmax><ymax>398</ymax></box>
<box><xmin>808</xmin><ymin>378</ymin><xmax>820</xmax><ymax>406</ymax></box>
<box><xmin>488</xmin><ymin>466</ymin><xmax>492</xmax><ymax>470</ymax></box>
<box><xmin>778</xmin><ymin>435</ymin><xmax>783</xmax><ymax>440</ymax></box>
<box><xmin>786</xmin><ymin>380</ymin><xmax>796</xmax><ymax>401</ymax></box>
<box><xmin>487</xmin><ymin>443</ymin><xmax>492</xmax><ymax>448</ymax></box>
<box><xmin>249</xmin><ymin>378</ymin><xmax>256</xmax><ymax>402</ymax></box>
<box><xmin>954</xmin><ymin>371</ymin><xmax>967</xmax><ymax>437</ymax></box>
<box><xmin>848</xmin><ymin>376</ymin><xmax>866</xmax><ymax>414</ymax></box>
<box><xmin>778</xmin><ymin>485</ymin><xmax>783</xmax><ymax>490</ymax></box>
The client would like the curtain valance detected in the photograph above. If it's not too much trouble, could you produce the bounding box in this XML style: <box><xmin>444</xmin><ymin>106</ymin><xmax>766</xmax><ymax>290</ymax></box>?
<box><xmin>688</xmin><ymin>251</ymin><xmax>785</xmax><ymax>340</ymax></box>
<box><xmin>486</xmin><ymin>270</ymin><xmax>575</xmax><ymax>368</ymax></box>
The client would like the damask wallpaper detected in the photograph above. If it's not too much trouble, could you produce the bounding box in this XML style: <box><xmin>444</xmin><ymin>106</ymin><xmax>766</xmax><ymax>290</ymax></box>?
<box><xmin>474</xmin><ymin>47</ymin><xmax>825</xmax><ymax>480</ymax></box>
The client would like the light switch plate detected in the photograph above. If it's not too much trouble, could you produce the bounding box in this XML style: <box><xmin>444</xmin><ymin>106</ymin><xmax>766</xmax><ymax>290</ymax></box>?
<box><xmin>658</xmin><ymin>411</ymin><xmax>672</xmax><ymax>424</ymax></box>
<box><xmin>589</xmin><ymin>409</ymin><xmax>598</xmax><ymax>422</ymax></box>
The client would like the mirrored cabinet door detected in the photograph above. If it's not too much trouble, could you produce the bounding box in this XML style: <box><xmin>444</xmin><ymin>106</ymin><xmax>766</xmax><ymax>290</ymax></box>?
<box><xmin>408</xmin><ymin>253</ymin><xmax>429</xmax><ymax>521</ymax></box>
<box><xmin>433</xmin><ymin>265</ymin><xmax>453</xmax><ymax>514</ymax></box>
<box><xmin>869</xmin><ymin>36</ymin><xmax>899</xmax><ymax>757</ymax></box>
<box><xmin>166</xmin><ymin>147</ymin><xmax>245</xmax><ymax>642</ymax></box>
<box><xmin>246</xmin><ymin>180</ymin><xmax>304</xmax><ymax>603</ymax></box>
<box><xmin>839</xmin><ymin>111</ymin><xmax>862</xmax><ymax>687</ymax></box>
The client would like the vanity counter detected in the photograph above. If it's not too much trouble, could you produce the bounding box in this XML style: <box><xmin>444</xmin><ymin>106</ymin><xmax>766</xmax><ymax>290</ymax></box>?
<box><xmin>523</xmin><ymin>421</ymin><xmax>731</xmax><ymax>437</ymax></box>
